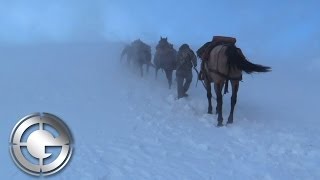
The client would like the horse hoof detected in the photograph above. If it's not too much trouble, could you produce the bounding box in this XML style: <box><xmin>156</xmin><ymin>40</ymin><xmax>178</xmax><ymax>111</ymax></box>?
<box><xmin>217</xmin><ymin>122</ymin><xmax>223</xmax><ymax>127</ymax></box>
<box><xmin>227</xmin><ymin>117</ymin><xmax>233</xmax><ymax>124</ymax></box>
<box><xmin>208</xmin><ymin>111</ymin><xmax>213</xmax><ymax>114</ymax></box>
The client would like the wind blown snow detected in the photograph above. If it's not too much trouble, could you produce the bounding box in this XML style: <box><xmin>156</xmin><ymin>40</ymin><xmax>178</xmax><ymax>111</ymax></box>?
<box><xmin>0</xmin><ymin>43</ymin><xmax>319</xmax><ymax>179</ymax></box>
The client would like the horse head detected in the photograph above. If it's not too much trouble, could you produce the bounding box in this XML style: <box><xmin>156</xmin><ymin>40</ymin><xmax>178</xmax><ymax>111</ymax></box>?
<box><xmin>157</xmin><ymin>37</ymin><xmax>171</xmax><ymax>50</ymax></box>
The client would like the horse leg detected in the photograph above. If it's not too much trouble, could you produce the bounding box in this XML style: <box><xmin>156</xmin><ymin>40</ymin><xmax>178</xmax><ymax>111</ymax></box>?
<box><xmin>227</xmin><ymin>80</ymin><xmax>239</xmax><ymax>124</ymax></box>
<box><xmin>165</xmin><ymin>70</ymin><xmax>173</xmax><ymax>89</ymax></box>
<box><xmin>127</xmin><ymin>58</ymin><xmax>131</xmax><ymax>67</ymax></box>
<box><xmin>155</xmin><ymin>68</ymin><xmax>159</xmax><ymax>80</ymax></box>
<box><xmin>140</xmin><ymin>64</ymin><xmax>143</xmax><ymax>77</ymax></box>
<box><xmin>205</xmin><ymin>79</ymin><xmax>213</xmax><ymax>114</ymax></box>
<box><xmin>214</xmin><ymin>82</ymin><xmax>223</xmax><ymax>126</ymax></box>
<box><xmin>169</xmin><ymin>70</ymin><xmax>173</xmax><ymax>89</ymax></box>
<box><xmin>146</xmin><ymin>64</ymin><xmax>150</xmax><ymax>74</ymax></box>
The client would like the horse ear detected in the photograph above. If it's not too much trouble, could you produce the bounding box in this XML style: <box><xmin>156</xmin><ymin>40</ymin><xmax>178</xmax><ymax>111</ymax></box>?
<box><xmin>165</xmin><ymin>37</ymin><xmax>167</xmax><ymax>40</ymax></box>
<box><xmin>160</xmin><ymin>36</ymin><xmax>163</xmax><ymax>39</ymax></box>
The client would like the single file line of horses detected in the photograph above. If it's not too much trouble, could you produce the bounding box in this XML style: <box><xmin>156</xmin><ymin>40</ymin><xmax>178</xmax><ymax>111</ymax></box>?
<box><xmin>121</xmin><ymin>36</ymin><xmax>271</xmax><ymax>127</ymax></box>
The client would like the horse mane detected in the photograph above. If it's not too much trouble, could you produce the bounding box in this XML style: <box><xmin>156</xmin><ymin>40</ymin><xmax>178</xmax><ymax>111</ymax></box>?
<box><xmin>225</xmin><ymin>45</ymin><xmax>271</xmax><ymax>74</ymax></box>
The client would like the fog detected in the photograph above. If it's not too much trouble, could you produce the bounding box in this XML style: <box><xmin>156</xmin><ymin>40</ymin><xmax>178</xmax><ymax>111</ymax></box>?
<box><xmin>0</xmin><ymin>0</ymin><xmax>319</xmax><ymax>59</ymax></box>
<box><xmin>1</xmin><ymin>1</ymin><xmax>320</xmax><ymax>179</ymax></box>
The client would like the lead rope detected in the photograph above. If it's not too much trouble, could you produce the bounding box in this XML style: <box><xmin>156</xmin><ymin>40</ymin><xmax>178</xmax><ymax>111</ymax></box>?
<box><xmin>191</xmin><ymin>57</ymin><xmax>207</xmax><ymax>90</ymax></box>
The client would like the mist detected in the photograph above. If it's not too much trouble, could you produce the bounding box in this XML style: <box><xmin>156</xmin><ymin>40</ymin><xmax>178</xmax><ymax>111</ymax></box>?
<box><xmin>1</xmin><ymin>1</ymin><xmax>320</xmax><ymax>179</ymax></box>
<box><xmin>1</xmin><ymin>0</ymin><xmax>319</xmax><ymax>58</ymax></box>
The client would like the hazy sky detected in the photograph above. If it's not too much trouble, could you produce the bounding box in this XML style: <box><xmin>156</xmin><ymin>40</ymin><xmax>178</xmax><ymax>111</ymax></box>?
<box><xmin>0</xmin><ymin>0</ymin><xmax>319</xmax><ymax>59</ymax></box>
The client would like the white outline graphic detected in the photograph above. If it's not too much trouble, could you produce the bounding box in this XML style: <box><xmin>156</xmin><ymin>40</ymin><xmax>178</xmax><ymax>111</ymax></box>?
<box><xmin>10</xmin><ymin>113</ymin><xmax>73</xmax><ymax>176</ymax></box>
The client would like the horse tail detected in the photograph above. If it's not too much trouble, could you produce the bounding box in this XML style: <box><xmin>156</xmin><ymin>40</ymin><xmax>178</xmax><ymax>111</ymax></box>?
<box><xmin>238</xmin><ymin>57</ymin><xmax>271</xmax><ymax>74</ymax></box>
<box><xmin>226</xmin><ymin>46</ymin><xmax>271</xmax><ymax>74</ymax></box>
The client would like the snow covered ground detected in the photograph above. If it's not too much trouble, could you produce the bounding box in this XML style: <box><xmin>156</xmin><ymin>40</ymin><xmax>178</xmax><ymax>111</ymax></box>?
<box><xmin>0</xmin><ymin>43</ymin><xmax>319</xmax><ymax>179</ymax></box>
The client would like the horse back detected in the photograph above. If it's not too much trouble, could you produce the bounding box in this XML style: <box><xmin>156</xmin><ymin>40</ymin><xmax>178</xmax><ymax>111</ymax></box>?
<box><xmin>206</xmin><ymin>45</ymin><xmax>242</xmax><ymax>82</ymax></box>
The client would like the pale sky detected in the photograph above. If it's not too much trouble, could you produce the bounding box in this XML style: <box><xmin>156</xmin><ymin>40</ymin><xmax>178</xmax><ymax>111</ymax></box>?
<box><xmin>0</xmin><ymin>0</ymin><xmax>319</xmax><ymax>59</ymax></box>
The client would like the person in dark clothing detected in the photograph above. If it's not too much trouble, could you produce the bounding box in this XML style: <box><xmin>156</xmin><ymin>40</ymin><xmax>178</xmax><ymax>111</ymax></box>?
<box><xmin>176</xmin><ymin>44</ymin><xmax>197</xmax><ymax>99</ymax></box>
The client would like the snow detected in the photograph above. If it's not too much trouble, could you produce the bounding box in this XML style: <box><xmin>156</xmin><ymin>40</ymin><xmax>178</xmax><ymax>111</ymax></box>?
<box><xmin>0</xmin><ymin>43</ymin><xmax>319</xmax><ymax>179</ymax></box>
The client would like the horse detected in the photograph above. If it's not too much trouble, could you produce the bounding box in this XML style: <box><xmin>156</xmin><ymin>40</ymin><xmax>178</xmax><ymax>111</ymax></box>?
<box><xmin>120</xmin><ymin>44</ymin><xmax>133</xmax><ymax>65</ymax></box>
<box><xmin>199</xmin><ymin>44</ymin><xmax>271</xmax><ymax>127</ymax></box>
<box><xmin>154</xmin><ymin>37</ymin><xmax>177</xmax><ymax>89</ymax></box>
<box><xmin>121</xmin><ymin>39</ymin><xmax>153</xmax><ymax>77</ymax></box>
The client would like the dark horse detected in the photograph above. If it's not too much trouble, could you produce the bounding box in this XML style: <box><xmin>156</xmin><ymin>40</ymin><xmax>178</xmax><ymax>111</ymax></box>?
<box><xmin>154</xmin><ymin>37</ymin><xmax>177</xmax><ymax>89</ymax></box>
<box><xmin>121</xmin><ymin>39</ymin><xmax>153</xmax><ymax>77</ymax></box>
<box><xmin>198</xmin><ymin>43</ymin><xmax>271</xmax><ymax>127</ymax></box>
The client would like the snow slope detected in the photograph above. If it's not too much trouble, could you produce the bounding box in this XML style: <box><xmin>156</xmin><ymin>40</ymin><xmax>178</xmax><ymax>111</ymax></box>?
<box><xmin>0</xmin><ymin>43</ymin><xmax>319</xmax><ymax>179</ymax></box>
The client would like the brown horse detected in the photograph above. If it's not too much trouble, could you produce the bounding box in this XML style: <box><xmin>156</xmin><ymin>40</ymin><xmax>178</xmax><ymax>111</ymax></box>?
<box><xmin>201</xmin><ymin>44</ymin><xmax>271</xmax><ymax>126</ymax></box>
<box><xmin>154</xmin><ymin>37</ymin><xmax>177</xmax><ymax>89</ymax></box>
<box><xmin>121</xmin><ymin>39</ymin><xmax>153</xmax><ymax>77</ymax></box>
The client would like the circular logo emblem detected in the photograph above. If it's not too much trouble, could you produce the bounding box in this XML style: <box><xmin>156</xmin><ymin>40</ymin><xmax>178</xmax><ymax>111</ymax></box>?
<box><xmin>10</xmin><ymin>113</ymin><xmax>73</xmax><ymax>176</ymax></box>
